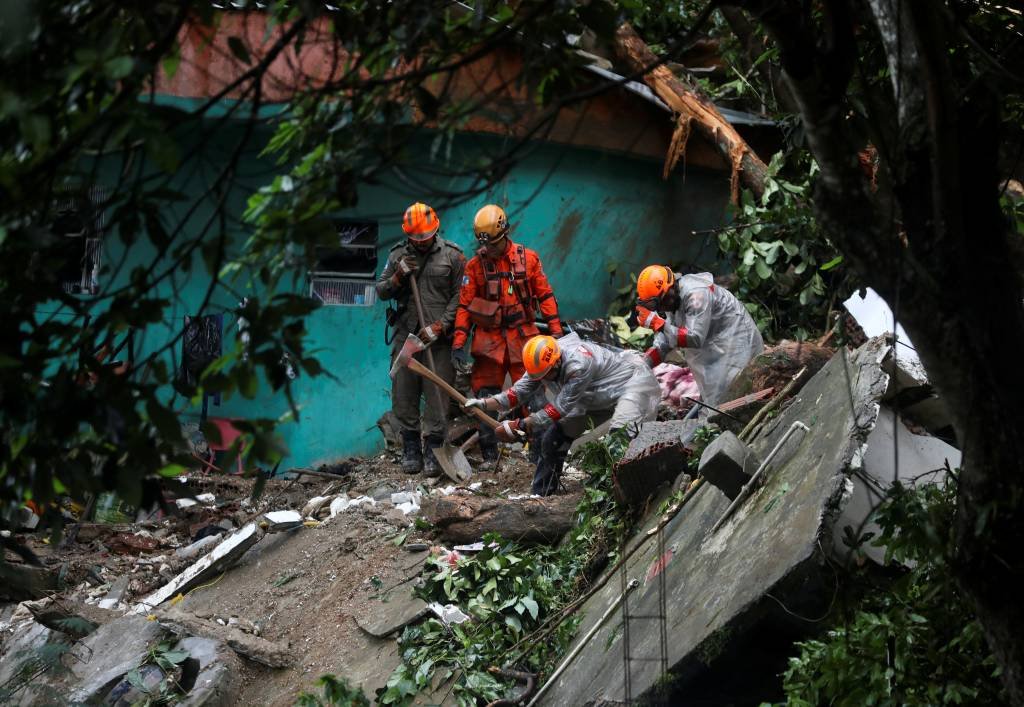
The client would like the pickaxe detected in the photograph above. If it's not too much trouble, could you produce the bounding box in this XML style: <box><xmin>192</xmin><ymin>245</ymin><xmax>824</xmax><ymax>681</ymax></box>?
<box><xmin>389</xmin><ymin>334</ymin><xmax>522</xmax><ymax>437</ymax></box>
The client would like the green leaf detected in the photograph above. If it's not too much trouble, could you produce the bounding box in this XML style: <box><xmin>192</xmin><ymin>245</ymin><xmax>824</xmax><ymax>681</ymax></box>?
<box><xmin>104</xmin><ymin>56</ymin><xmax>134</xmax><ymax>79</ymax></box>
<box><xmin>820</xmin><ymin>255</ymin><xmax>844</xmax><ymax>271</ymax></box>
<box><xmin>521</xmin><ymin>596</ymin><xmax>539</xmax><ymax>620</ymax></box>
<box><xmin>504</xmin><ymin>614</ymin><xmax>522</xmax><ymax>632</ymax></box>
<box><xmin>754</xmin><ymin>258</ymin><xmax>772</xmax><ymax>280</ymax></box>
<box><xmin>157</xmin><ymin>463</ymin><xmax>186</xmax><ymax>478</ymax></box>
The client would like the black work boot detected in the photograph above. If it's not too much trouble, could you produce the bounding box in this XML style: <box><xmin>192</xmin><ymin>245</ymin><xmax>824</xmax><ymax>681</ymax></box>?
<box><xmin>423</xmin><ymin>434</ymin><xmax>444</xmax><ymax>477</ymax></box>
<box><xmin>478</xmin><ymin>435</ymin><xmax>499</xmax><ymax>472</ymax></box>
<box><xmin>400</xmin><ymin>431</ymin><xmax>422</xmax><ymax>474</ymax></box>
<box><xmin>532</xmin><ymin>425</ymin><xmax>571</xmax><ymax>495</ymax></box>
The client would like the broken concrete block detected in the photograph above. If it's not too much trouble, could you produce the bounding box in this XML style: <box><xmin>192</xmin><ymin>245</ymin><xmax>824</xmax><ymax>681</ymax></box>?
<box><xmin>175</xmin><ymin>636</ymin><xmax>243</xmax><ymax>707</ymax></box>
<box><xmin>613</xmin><ymin>420</ymin><xmax>700</xmax><ymax>508</ymax></box>
<box><xmin>135</xmin><ymin>523</ymin><xmax>262</xmax><ymax>612</ymax></box>
<box><xmin>698</xmin><ymin>431</ymin><xmax>761</xmax><ymax>500</ymax></box>
<box><xmin>67</xmin><ymin>614</ymin><xmax>167</xmax><ymax>703</ymax></box>
<box><xmin>262</xmin><ymin>510</ymin><xmax>303</xmax><ymax>532</ymax></box>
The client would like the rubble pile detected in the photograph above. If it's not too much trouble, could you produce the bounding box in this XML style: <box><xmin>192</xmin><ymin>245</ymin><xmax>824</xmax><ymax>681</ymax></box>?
<box><xmin>0</xmin><ymin>445</ymin><xmax>549</xmax><ymax>705</ymax></box>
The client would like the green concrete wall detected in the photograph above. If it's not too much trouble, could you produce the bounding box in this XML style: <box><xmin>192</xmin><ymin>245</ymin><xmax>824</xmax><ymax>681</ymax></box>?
<box><xmin>73</xmin><ymin>119</ymin><xmax>732</xmax><ymax>470</ymax></box>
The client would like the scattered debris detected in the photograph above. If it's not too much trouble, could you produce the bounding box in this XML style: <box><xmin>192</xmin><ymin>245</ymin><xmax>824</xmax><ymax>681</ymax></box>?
<box><xmin>135</xmin><ymin>523</ymin><xmax>262</xmax><ymax>613</ymax></box>
<box><xmin>156</xmin><ymin>605</ymin><xmax>294</xmax><ymax>668</ymax></box>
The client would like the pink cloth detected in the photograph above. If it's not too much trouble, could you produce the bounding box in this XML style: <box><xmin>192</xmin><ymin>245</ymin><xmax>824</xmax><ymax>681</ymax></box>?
<box><xmin>652</xmin><ymin>363</ymin><xmax>700</xmax><ymax>408</ymax></box>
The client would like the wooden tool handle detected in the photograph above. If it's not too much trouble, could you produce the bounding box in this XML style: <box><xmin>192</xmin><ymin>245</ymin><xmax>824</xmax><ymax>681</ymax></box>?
<box><xmin>406</xmin><ymin>357</ymin><xmax>499</xmax><ymax>431</ymax></box>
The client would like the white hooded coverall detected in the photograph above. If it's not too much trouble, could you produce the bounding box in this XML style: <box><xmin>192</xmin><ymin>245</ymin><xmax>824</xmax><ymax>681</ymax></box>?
<box><xmin>494</xmin><ymin>333</ymin><xmax>661</xmax><ymax>435</ymax></box>
<box><xmin>650</xmin><ymin>273</ymin><xmax>764</xmax><ymax>407</ymax></box>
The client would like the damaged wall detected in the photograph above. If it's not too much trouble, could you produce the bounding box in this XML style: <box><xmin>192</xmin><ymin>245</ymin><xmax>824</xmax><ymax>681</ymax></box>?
<box><xmin>65</xmin><ymin>112</ymin><xmax>731</xmax><ymax>468</ymax></box>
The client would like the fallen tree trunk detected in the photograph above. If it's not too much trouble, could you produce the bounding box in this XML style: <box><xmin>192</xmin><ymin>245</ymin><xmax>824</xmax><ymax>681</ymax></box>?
<box><xmin>612</xmin><ymin>22</ymin><xmax>768</xmax><ymax>201</ymax></box>
<box><xmin>423</xmin><ymin>494</ymin><xmax>581</xmax><ymax>544</ymax></box>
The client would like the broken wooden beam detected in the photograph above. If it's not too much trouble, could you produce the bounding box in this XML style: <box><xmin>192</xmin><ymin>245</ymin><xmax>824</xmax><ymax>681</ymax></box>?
<box><xmin>423</xmin><ymin>494</ymin><xmax>581</xmax><ymax>544</ymax></box>
<box><xmin>612</xmin><ymin>22</ymin><xmax>769</xmax><ymax>201</ymax></box>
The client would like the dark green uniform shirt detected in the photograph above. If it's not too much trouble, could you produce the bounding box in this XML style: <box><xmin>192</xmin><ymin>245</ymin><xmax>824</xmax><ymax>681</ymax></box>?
<box><xmin>376</xmin><ymin>237</ymin><xmax>466</xmax><ymax>344</ymax></box>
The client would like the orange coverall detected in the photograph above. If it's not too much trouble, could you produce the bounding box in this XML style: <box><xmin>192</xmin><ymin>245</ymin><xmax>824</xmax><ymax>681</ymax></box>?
<box><xmin>452</xmin><ymin>239</ymin><xmax>562</xmax><ymax>391</ymax></box>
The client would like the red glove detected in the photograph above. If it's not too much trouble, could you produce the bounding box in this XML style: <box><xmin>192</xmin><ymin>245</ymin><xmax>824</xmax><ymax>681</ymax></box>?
<box><xmin>418</xmin><ymin>321</ymin><xmax>444</xmax><ymax>344</ymax></box>
<box><xmin>636</xmin><ymin>306</ymin><xmax>665</xmax><ymax>331</ymax></box>
<box><xmin>548</xmin><ymin>320</ymin><xmax>564</xmax><ymax>338</ymax></box>
<box><xmin>643</xmin><ymin>347</ymin><xmax>661</xmax><ymax>368</ymax></box>
<box><xmin>495</xmin><ymin>419</ymin><xmax>524</xmax><ymax>443</ymax></box>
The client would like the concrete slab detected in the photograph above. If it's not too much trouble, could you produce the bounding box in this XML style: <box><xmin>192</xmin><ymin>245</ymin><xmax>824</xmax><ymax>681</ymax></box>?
<box><xmin>354</xmin><ymin>583</ymin><xmax>430</xmax><ymax>637</ymax></box>
<box><xmin>67</xmin><ymin>614</ymin><xmax>167</xmax><ymax>703</ymax></box>
<box><xmin>135</xmin><ymin>523</ymin><xmax>262</xmax><ymax>612</ymax></box>
<box><xmin>536</xmin><ymin>339</ymin><xmax>892</xmax><ymax>705</ymax></box>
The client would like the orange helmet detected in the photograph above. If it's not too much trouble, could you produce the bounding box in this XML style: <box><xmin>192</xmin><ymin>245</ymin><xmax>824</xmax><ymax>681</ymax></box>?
<box><xmin>473</xmin><ymin>204</ymin><xmax>509</xmax><ymax>245</ymax></box>
<box><xmin>636</xmin><ymin>265</ymin><xmax>675</xmax><ymax>302</ymax></box>
<box><xmin>523</xmin><ymin>335</ymin><xmax>561</xmax><ymax>379</ymax></box>
<box><xmin>402</xmin><ymin>202</ymin><xmax>440</xmax><ymax>241</ymax></box>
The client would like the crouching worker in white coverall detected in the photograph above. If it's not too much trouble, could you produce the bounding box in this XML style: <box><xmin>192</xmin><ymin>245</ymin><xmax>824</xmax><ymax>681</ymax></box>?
<box><xmin>635</xmin><ymin>266</ymin><xmax>764</xmax><ymax>409</ymax></box>
<box><xmin>463</xmin><ymin>333</ymin><xmax>661</xmax><ymax>496</ymax></box>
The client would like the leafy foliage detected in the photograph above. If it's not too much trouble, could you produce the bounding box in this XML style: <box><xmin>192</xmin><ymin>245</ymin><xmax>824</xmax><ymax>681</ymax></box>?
<box><xmin>296</xmin><ymin>675</ymin><xmax>371</xmax><ymax>707</ymax></box>
<box><xmin>717</xmin><ymin>154</ymin><xmax>847</xmax><ymax>341</ymax></box>
<box><xmin>780</xmin><ymin>477</ymin><xmax>1004</xmax><ymax>705</ymax></box>
<box><xmin>377</xmin><ymin>433</ymin><xmax>631</xmax><ymax>705</ymax></box>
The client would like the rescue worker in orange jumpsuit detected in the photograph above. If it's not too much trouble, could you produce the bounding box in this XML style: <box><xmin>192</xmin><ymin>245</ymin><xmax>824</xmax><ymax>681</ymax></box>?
<box><xmin>451</xmin><ymin>205</ymin><xmax>563</xmax><ymax>469</ymax></box>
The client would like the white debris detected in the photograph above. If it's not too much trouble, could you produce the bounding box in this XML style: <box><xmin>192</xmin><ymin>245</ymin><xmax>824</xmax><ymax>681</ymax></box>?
<box><xmin>427</xmin><ymin>602</ymin><xmax>471</xmax><ymax>625</ymax></box>
<box><xmin>196</xmin><ymin>493</ymin><xmax>216</xmax><ymax>504</ymax></box>
<box><xmin>329</xmin><ymin>495</ymin><xmax>376</xmax><ymax>518</ymax></box>
<box><xmin>506</xmin><ymin>494</ymin><xmax>540</xmax><ymax>500</ymax></box>
<box><xmin>454</xmin><ymin>542</ymin><xmax>485</xmax><ymax>552</ymax></box>
<box><xmin>468</xmin><ymin>482</ymin><xmax>482</xmax><ymax>491</ymax></box>
<box><xmin>391</xmin><ymin>491</ymin><xmax>422</xmax><ymax>515</ymax></box>
<box><xmin>263</xmin><ymin>510</ymin><xmax>303</xmax><ymax>532</ymax></box>
<box><xmin>175</xmin><ymin>498</ymin><xmax>197</xmax><ymax>509</ymax></box>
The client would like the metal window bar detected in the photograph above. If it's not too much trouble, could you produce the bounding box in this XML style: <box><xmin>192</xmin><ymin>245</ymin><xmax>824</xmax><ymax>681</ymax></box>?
<box><xmin>620</xmin><ymin>522</ymin><xmax>670</xmax><ymax>704</ymax></box>
<box><xmin>309</xmin><ymin>276</ymin><xmax>377</xmax><ymax>306</ymax></box>
<box><xmin>54</xmin><ymin>185</ymin><xmax>107</xmax><ymax>295</ymax></box>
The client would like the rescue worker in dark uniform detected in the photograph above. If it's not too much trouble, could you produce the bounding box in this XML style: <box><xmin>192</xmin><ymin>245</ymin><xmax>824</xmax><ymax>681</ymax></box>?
<box><xmin>376</xmin><ymin>203</ymin><xmax>466</xmax><ymax>475</ymax></box>
<box><xmin>451</xmin><ymin>204</ymin><xmax>563</xmax><ymax>470</ymax></box>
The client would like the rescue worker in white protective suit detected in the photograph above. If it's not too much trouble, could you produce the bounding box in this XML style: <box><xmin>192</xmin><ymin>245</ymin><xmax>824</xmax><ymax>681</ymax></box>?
<box><xmin>635</xmin><ymin>266</ymin><xmax>764</xmax><ymax>408</ymax></box>
<box><xmin>463</xmin><ymin>333</ymin><xmax>661</xmax><ymax>495</ymax></box>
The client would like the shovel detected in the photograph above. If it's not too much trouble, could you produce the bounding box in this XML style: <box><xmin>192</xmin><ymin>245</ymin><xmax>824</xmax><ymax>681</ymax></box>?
<box><xmin>406</xmin><ymin>275</ymin><xmax>475</xmax><ymax>483</ymax></box>
<box><xmin>431</xmin><ymin>432</ymin><xmax>478</xmax><ymax>484</ymax></box>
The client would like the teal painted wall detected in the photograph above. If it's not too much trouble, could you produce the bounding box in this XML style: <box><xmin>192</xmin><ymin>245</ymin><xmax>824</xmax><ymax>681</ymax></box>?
<box><xmin>75</xmin><ymin>122</ymin><xmax>731</xmax><ymax>470</ymax></box>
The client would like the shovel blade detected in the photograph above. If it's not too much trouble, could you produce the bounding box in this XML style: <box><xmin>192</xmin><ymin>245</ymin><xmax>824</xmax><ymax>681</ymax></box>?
<box><xmin>433</xmin><ymin>444</ymin><xmax>473</xmax><ymax>483</ymax></box>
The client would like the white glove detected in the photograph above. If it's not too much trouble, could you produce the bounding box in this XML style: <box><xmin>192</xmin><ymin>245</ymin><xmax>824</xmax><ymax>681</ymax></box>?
<box><xmin>463</xmin><ymin>398</ymin><xmax>488</xmax><ymax>410</ymax></box>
